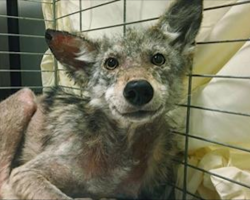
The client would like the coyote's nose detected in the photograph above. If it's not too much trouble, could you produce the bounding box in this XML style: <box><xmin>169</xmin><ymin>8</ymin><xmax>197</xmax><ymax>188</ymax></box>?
<box><xmin>123</xmin><ymin>80</ymin><xmax>154</xmax><ymax>106</ymax></box>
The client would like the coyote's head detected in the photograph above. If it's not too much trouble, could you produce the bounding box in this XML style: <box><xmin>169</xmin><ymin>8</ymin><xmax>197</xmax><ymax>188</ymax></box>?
<box><xmin>45</xmin><ymin>0</ymin><xmax>203</xmax><ymax>123</ymax></box>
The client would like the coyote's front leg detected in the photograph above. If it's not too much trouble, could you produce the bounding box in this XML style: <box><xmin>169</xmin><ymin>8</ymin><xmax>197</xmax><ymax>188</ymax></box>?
<box><xmin>5</xmin><ymin>153</ymin><xmax>75</xmax><ymax>200</ymax></box>
<box><xmin>5</xmin><ymin>153</ymin><xmax>116</xmax><ymax>200</ymax></box>
<box><xmin>0</xmin><ymin>89</ymin><xmax>36</xmax><ymax>198</ymax></box>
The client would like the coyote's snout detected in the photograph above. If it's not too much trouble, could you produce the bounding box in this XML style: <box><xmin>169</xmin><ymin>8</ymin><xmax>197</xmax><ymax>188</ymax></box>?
<box><xmin>123</xmin><ymin>80</ymin><xmax>154</xmax><ymax>106</ymax></box>
<box><xmin>1</xmin><ymin>0</ymin><xmax>203</xmax><ymax>199</ymax></box>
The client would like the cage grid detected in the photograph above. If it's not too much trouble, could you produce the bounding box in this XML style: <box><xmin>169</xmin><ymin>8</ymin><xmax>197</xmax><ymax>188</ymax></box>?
<box><xmin>0</xmin><ymin>0</ymin><xmax>250</xmax><ymax>199</ymax></box>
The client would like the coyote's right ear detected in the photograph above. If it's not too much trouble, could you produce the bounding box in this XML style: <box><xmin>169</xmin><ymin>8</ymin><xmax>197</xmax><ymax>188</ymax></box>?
<box><xmin>45</xmin><ymin>29</ymin><xmax>98</xmax><ymax>85</ymax></box>
<box><xmin>157</xmin><ymin>0</ymin><xmax>203</xmax><ymax>50</ymax></box>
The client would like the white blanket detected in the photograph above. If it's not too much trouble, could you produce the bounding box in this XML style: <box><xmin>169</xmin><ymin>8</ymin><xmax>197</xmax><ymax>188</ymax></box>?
<box><xmin>41</xmin><ymin>1</ymin><xmax>250</xmax><ymax>199</ymax></box>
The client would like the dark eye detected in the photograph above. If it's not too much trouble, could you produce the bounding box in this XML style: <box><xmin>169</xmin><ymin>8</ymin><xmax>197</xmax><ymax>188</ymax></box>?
<box><xmin>104</xmin><ymin>58</ymin><xmax>119</xmax><ymax>70</ymax></box>
<box><xmin>151</xmin><ymin>53</ymin><xmax>166</xmax><ymax>66</ymax></box>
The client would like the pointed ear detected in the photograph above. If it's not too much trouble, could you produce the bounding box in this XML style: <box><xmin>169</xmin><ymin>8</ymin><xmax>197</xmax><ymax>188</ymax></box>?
<box><xmin>45</xmin><ymin>29</ymin><xmax>98</xmax><ymax>85</ymax></box>
<box><xmin>157</xmin><ymin>0</ymin><xmax>203</xmax><ymax>49</ymax></box>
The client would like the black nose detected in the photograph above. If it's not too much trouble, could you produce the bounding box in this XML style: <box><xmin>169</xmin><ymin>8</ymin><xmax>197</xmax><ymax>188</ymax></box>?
<box><xmin>123</xmin><ymin>80</ymin><xmax>154</xmax><ymax>106</ymax></box>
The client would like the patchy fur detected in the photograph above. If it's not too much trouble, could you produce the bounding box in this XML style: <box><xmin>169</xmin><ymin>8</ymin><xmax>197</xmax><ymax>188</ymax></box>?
<box><xmin>0</xmin><ymin>0</ymin><xmax>203</xmax><ymax>199</ymax></box>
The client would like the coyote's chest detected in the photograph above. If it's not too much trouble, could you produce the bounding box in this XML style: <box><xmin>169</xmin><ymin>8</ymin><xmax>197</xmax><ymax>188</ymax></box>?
<box><xmin>75</xmin><ymin>128</ymin><xmax>158</xmax><ymax>198</ymax></box>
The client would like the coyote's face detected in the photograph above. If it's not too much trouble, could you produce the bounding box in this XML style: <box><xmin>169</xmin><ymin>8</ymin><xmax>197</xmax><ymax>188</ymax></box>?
<box><xmin>45</xmin><ymin>0</ymin><xmax>203</xmax><ymax>123</ymax></box>
<box><xmin>94</xmin><ymin>30</ymin><xmax>186</xmax><ymax>123</ymax></box>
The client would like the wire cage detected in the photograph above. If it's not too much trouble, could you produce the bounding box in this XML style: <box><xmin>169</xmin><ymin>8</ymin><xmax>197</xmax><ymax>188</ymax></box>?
<box><xmin>1</xmin><ymin>0</ymin><xmax>250</xmax><ymax>199</ymax></box>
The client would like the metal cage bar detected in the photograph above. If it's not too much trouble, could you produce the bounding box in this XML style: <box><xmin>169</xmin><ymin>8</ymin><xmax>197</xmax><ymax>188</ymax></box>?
<box><xmin>173</xmin><ymin>130</ymin><xmax>250</xmax><ymax>154</ymax></box>
<box><xmin>182</xmin><ymin>63</ymin><xmax>194</xmax><ymax>200</ymax></box>
<box><xmin>175</xmin><ymin>159</ymin><xmax>250</xmax><ymax>191</ymax></box>
<box><xmin>18</xmin><ymin>0</ymin><xmax>52</xmax><ymax>4</ymax></box>
<box><xmin>179</xmin><ymin>104</ymin><xmax>250</xmax><ymax>118</ymax></box>
<box><xmin>204</xmin><ymin>0</ymin><xmax>250</xmax><ymax>11</ymax></box>
<box><xmin>0</xmin><ymin>14</ymin><xmax>52</xmax><ymax>22</ymax></box>
<box><xmin>56</xmin><ymin>0</ymin><xmax>121</xmax><ymax>21</ymax></box>
<box><xmin>52</xmin><ymin>0</ymin><xmax>58</xmax><ymax>87</ymax></box>
<box><xmin>0</xmin><ymin>32</ymin><xmax>45</xmax><ymax>38</ymax></box>
<box><xmin>123</xmin><ymin>0</ymin><xmax>127</xmax><ymax>36</ymax></box>
<box><xmin>6</xmin><ymin>0</ymin><xmax>22</xmax><ymax>94</ymax></box>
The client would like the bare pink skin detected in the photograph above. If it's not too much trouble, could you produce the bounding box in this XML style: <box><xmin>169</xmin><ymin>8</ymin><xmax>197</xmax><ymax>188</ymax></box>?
<box><xmin>0</xmin><ymin>88</ymin><xmax>37</xmax><ymax>198</ymax></box>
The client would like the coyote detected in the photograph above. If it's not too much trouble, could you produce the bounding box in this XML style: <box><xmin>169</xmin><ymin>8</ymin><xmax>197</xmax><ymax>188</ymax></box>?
<box><xmin>0</xmin><ymin>0</ymin><xmax>203</xmax><ymax>199</ymax></box>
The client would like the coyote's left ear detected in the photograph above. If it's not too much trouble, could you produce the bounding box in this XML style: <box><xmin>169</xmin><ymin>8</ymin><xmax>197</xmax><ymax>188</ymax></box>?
<box><xmin>45</xmin><ymin>29</ymin><xmax>98</xmax><ymax>85</ymax></box>
<box><xmin>157</xmin><ymin>0</ymin><xmax>203</xmax><ymax>50</ymax></box>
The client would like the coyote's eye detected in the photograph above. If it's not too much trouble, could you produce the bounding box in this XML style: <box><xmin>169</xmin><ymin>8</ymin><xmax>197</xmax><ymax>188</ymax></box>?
<box><xmin>104</xmin><ymin>58</ymin><xmax>119</xmax><ymax>70</ymax></box>
<box><xmin>151</xmin><ymin>53</ymin><xmax>165</xmax><ymax>66</ymax></box>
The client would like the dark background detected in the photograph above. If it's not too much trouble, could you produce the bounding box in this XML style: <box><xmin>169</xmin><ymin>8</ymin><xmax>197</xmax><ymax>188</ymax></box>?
<box><xmin>0</xmin><ymin>0</ymin><xmax>47</xmax><ymax>100</ymax></box>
